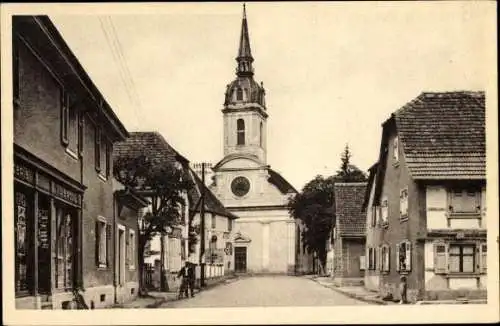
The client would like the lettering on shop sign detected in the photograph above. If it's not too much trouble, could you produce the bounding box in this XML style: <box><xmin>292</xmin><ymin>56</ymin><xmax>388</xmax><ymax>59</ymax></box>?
<box><xmin>38</xmin><ymin>208</ymin><xmax>50</xmax><ymax>249</ymax></box>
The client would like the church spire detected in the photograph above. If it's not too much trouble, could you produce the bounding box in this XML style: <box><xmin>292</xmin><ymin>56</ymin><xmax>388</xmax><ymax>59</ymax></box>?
<box><xmin>236</xmin><ymin>3</ymin><xmax>254</xmax><ymax>77</ymax></box>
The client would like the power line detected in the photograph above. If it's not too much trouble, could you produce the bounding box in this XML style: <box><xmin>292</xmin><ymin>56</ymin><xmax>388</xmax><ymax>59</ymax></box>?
<box><xmin>98</xmin><ymin>16</ymin><xmax>141</xmax><ymax>123</ymax></box>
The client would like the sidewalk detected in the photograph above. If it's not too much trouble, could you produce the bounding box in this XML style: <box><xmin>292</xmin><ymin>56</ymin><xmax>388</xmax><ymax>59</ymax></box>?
<box><xmin>308</xmin><ymin>275</ymin><xmax>487</xmax><ymax>305</ymax></box>
<box><xmin>308</xmin><ymin>276</ymin><xmax>394</xmax><ymax>305</ymax></box>
<box><xmin>112</xmin><ymin>274</ymin><xmax>239</xmax><ymax>309</ymax></box>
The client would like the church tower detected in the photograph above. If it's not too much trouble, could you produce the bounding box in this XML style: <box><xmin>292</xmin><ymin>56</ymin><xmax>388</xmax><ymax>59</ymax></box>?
<box><xmin>210</xmin><ymin>5</ymin><xmax>312</xmax><ymax>276</ymax></box>
<box><xmin>222</xmin><ymin>4</ymin><xmax>267</xmax><ymax>164</ymax></box>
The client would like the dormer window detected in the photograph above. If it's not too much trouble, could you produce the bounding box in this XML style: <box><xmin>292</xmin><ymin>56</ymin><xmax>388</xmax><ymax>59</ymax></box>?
<box><xmin>236</xmin><ymin>88</ymin><xmax>243</xmax><ymax>101</ymax></box>
<box><xmin>237</xmin><ymin>119</ymin><xmax>245</xmax><ymax>145</ymax></box>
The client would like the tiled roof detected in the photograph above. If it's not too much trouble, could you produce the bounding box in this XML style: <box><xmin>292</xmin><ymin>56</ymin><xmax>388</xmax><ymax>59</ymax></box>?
<box><xmin>334</xmin><ymin>182</ymin><xmax>367</xmax><ymax>236</ymax></box>
<box><xmin>113</xmin><ymin>131</ymin><xmax>188</xmax><ymax>166</ymax></box>
<box><xmin>394</xmin><ymin>91</ymin><xmax>485</xmax><ymax>179</ymax></box>
<box><xmin>114</xmin><ymin>132</ymin><xmax>237</xmax><ymax>220</ymax></box>
<box><xmin>268</xmin><ymin>169</ymin><xmax>298</xmax><ymax>194</ymax></box>
<box><xmin>187</xmin><ymin>169</ymin><xmax>239</xmax><ymax>220</ymax></box>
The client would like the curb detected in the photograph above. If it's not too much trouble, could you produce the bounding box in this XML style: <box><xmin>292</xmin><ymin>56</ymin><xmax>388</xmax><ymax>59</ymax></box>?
<box><xmin>145</xmin><ymin>296</ymin><xmax>168</xmax><ymax>308</ymax></box>
<box><xmin>310</xmin><ymin>278</ymin><xmax>387</xmax><ymax>305</ymax></box>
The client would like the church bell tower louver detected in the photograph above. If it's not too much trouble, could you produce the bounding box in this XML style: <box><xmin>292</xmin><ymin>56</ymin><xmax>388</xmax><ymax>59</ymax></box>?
<box><xmin>222</xmin><ymin>4</ymin><xmax>268</xmax><ymax>164</ymax></box>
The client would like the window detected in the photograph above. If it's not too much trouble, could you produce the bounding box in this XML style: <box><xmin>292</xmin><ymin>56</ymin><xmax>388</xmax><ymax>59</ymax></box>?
<box><xmin>128</xmin><ymin>229</ymin><xmax>136</xmax><ymax>270</ymax></box>
<box><xmin>449</xmin><ymin>244</ymin><xmax>475</xmax><ymax>273</ymax></box>
<box><xmin>400</xmin><ymin>188</ymin><xmax>408</xmax><ymax>218</ymax></box>
<box><xmin>367</xmin><ymin>247</ymin><xmax>377</xmax><ymax>270</ymax></box>
<box><xmin>15</xmin><ymin>189</ymin><xmax>31</xmax><ymax>294</ymax></box>
<box><xmin>228</xmin><ymin>218</ymin><xmax>233</xmax><ymax>232</ymax></box>
<box><xmin>393</xmin><ymin>136</ymin><xmax>399</xmax><ymax>162</ymax></box>
<box><xmin>61</xmin><ymin>90</ymin><xmax>69</xmax><ymax>146</ymax></box>
<box><xmin>381</xmin><ymin>198</ymin><xmax>388</xmax><ymax>225</ymax></box>
<box><xmin>360</xmin><ymin>256</ymin><xmax>366</xmax><ymax>271</ymax></box>
<box><xmin>211</xmin><ymin>213</ymin><xmax>216</xmax><ymax>229</ymax></box>
<box><xmin>449</xmin><ymin>188</ymin><xmax>480</xmax><ymax>213</ymax></box>
<box><xmin>237</xmin><ymin>119</ymin><xmax>245</xmax><ymax>145</ymax></box>
<box><xmin>95</xmin><ymin>127</ymin><xmax>101</xmax><ymax>173</ymax></box>
<box><xmin>55</xmin><ymin>205</ymin><xmax>75</xmax><ymax>289</ymax></box>
<box><xmin>396</xmin><ymin>240</ymin><xmax>411</xmax><ymax>272</ymax></box>
<box><xmin>370</xmin><ymin>205</ymin><xmax>377</xmax><ymax>227</ymax></box>
<box><xmin>95</xmin><ymin>218</ymin><xmax>110</xmax><ymax>268</ymax></box>
<box><xmin>236</xmin><ymin>87</ymin><xmax>243</xmax><ymax>101</ymax></box>
<box><xmin>260</xmin><ymin>122</ymin><xmax>263</xmax><ymax>147</ymax></box>
<box><xmin>381</xmin><ymin>245</ymin><xmax>390</xmax><ymax>272</ymax></box>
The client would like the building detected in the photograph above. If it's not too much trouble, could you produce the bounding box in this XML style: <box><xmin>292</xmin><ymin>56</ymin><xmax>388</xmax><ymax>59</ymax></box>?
<box><xmin>112</xmin><ymin>180</ymin><xmax>149</xmax><ymax>305</ymax></box>
<box><xmin>187</xmin><ymin>168</ymin><xmax>239</xmax><ymax>282</ymax></box>
<box><xmin>331</xmin><ymin>183</ymin><xmax>367</xmax><ymax>286</ymax></box>
<box><xmin>113</xmin><ymin>132</ymin><xmax>238</xmax><ymax>291</ymax></box>
<box><xmin>113</xmin><ymin>131</ymin><xmax>191</xmax><ymax>292</ymax></box>
<box><xmin>369</xmin><ymin>91</ymin><xmax>487</xmax><ymax>302</ymax></box>
<box><xmin>362</xmin><ymin>162</ymin><xmax>381</xmax><ymax>292</ymax></box>
<box><xmin>13</xmin><ymin>16</ymin><xmax>132</xmax><ymax>309</ymax></box>
<box><xmin>209</xmin><ymin>6</ymin><xmax>305</xmax><ymax>275</ymax></box>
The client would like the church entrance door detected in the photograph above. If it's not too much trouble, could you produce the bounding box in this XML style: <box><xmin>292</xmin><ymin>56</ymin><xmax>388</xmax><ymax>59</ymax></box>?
<box><xmin>234</xmin><ymin>247</ymin><xmax>247</xmax><ymax>273</ymax></box>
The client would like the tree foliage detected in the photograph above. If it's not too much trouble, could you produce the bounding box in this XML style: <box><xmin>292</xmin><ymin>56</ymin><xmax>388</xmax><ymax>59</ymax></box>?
<box><xmin>288</xmin><ymin>144</ymin><xmax>367</xmax><ymax>271</ymax></box>
<box><xmin>113</xmin><ymin>154</ymin><xmax>193</xmax><ymax>292</ymax></box>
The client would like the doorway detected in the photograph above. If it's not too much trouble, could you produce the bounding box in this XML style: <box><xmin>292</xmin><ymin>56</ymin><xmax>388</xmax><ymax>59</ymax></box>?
<box><xmin>117</xmin><ymin>226</ymin><xmax>126</xmax><ymax>285</ymax></box>
<box><xmin>234</xmin><ymin>246</ymin><xmax>247</xmax><ymax>273</ymax></box>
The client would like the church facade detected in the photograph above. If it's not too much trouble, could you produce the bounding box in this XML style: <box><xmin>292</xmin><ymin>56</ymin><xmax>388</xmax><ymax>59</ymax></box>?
<box><xmin>209</xmin><ymin>6</ymin><xmax>311</xmax><ymax>275</ymax></box>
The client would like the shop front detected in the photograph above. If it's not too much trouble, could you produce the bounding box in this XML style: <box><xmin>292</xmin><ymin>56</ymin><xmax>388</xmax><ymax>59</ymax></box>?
<box><xmin>14</xmin><ymin>154</ymin><xmax>84</xmax><ymax>309</ymax></box>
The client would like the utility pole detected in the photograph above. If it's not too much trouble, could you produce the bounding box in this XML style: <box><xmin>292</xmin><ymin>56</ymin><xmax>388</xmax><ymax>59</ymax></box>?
<box><xmin>199</xmin><ymin>163</ymin><xmax>206</xmax><ymax>288</ymax></box>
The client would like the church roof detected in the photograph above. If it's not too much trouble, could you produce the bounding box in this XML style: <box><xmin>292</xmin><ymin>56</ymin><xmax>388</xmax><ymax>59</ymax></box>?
<box><xmin>268</xmin><ymin>168</ymin><xmax>298</xmax><ymax>195</ymax></box>
<box><xmin>334</xmin><ymin>182</ymin><xmax>367</xmax><ymax>237</ymax></box>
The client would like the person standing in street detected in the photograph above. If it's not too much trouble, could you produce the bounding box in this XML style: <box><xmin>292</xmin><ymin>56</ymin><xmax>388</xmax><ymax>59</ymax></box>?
<box><xmin>177</xmin><ymin>261</ymin><xmax>195</xmax><ymax>299</ymax></box>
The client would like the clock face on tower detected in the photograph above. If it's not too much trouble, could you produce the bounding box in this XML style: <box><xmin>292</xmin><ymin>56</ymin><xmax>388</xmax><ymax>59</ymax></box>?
<box><xmin>231</xmin><ymin>176</ymin><xmax>250</xmax><ymax>197</ymax></box>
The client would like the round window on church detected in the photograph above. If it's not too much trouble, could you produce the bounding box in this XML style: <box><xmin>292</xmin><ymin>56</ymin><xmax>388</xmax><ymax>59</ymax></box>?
<box><xmin>231</xmin><ymin>176</ymin><xmax>250</xmax><ymax>197</ymax></box>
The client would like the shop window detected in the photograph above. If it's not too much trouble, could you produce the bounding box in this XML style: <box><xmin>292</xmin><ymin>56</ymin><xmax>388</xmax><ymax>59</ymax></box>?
<box><xmin>55</xmin><ymin>206</ymin><xmax>75</xmax><ymax>290</ymax></box>
<box><xmin>396</xmin><ymin>240</ymin><xmax>411</xmax><ymax>273</ymax></box>
<box><xmin>449</xmin><ymin>244</ymin><xmax>475</xmax><ymax>273</ymax></box>
<box><xmin>400</xmin><ymin>188</ymin><xmax>408</xmax><ymax>219</ymax></box>
<box><xmin>15</xmin><ymin>189</ymin><xmax>31</xmax><ymax>295</ymax></box>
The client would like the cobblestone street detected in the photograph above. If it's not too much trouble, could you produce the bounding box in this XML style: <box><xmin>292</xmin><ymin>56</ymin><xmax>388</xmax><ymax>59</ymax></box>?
<box><xmin>160</xmin><ymin>276</ymin><xmax>369</xmax><ymax>308</ymax></box>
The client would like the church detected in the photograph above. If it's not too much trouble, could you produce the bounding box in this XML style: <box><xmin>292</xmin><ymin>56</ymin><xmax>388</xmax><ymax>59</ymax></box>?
<box><xmin>208</xmin><ymin>5</ymin><xmax>311</xmax><ymax>275</ymax></box>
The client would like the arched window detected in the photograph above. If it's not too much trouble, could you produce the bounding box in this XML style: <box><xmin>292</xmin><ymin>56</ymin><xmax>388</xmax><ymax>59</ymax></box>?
<box><xmin>237</xmin><ymin>119</ymin><xmax>245</xmax><ymax>145</ymax></box>
<box><xmin>236</xmin><ymin>87</ymin><xmax>243</xmax><ymax>101</ymax></box>
<box><xmin>260</xmin><ymin>122</ymin><xmax>263</xmax><ymax>147</ymax></box>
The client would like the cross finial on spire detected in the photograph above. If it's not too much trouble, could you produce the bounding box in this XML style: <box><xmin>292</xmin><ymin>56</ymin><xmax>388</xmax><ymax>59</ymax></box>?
<box><xmin>243</xmin><ymin>3</ymin><xmax>246</xmax><ymax>19</ymax></box>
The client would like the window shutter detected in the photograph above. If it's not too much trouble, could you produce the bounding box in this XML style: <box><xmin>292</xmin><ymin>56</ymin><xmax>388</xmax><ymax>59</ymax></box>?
<box><xmin>106</xmin><ymin>224</ymin><xmax>111</xmax><ymax>267</ymax></box>
<box><xmin>387</xmin><ymin>246</ymin><xmax>391</xmax><ymax>272</ymax></box>
<box><xmin>95</xmin><ymin>221</ymin><xmax>100</xmax><ymax>266</ymax></box>
<box><xmin>406</xmin><ymin>241</ymin><xmax>411</xmax><ymax>272</ymax></box>
<box><xmin>434</xmin><ymin>243</ymin><xmax>448</xmax><ymax>274</ymax></box>
<box><xmin>479</xmin><ymin>244</ymin><xmax>487</xmax><ymax>273</ymax></box>
<box><xmin>396</xmin><ymin>243</ymin><xmax>400</xmax><ymax>272</ymax></box>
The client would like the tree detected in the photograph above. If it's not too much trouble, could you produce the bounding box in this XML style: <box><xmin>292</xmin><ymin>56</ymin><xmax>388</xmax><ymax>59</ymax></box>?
<box><xmin>288</xmin><ymin>145</ymin><xmax>367</xmax><ymax>273</ymax></box>
<box><xmin>288</xmin><ymin>175</ymin><xmax>336</xmax><ymax>270</ymax></box>
<box><xmin>113</xmin><ymin>154</ymin><xmax>193</xmax><ymax>294</ymax></box>
<box><xmin>335</xmin><ymin>144</ymin><xmax>367</xmax><ymax>182</ymax></box>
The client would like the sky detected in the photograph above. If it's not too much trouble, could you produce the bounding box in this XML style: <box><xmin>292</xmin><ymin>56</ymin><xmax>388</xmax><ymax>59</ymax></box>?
<box><xmin>47</xmin><ymin>1</ymin><xmax>495</xmax><ymax>191</ymax></box>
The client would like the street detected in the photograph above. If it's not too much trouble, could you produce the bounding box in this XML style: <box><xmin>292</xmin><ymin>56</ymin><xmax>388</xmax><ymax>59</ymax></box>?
<box><xmin>160</xmin><ymin>276</ymin><xmax>369</xmax><ymax>308</ymax></box>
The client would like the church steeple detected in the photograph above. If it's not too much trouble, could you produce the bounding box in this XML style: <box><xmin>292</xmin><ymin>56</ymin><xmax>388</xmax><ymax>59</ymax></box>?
<box><xmin>236</xmin><ymin>4</ymin><xmax>254</xmax><ymax>77</ymax></box>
